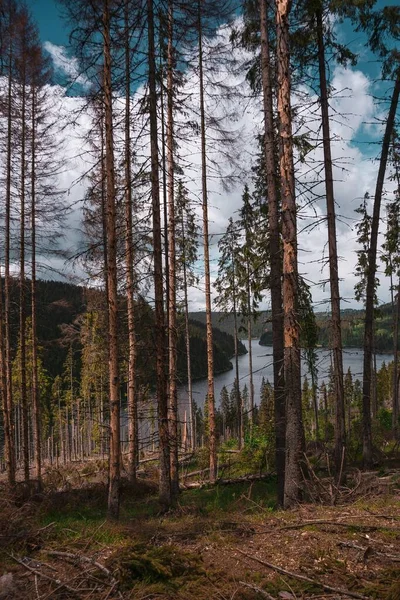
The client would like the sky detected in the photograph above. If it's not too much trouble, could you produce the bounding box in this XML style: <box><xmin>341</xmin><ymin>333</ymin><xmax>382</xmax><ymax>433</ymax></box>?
<box><xmin>29</xmin><ymin>0</ymin><xmax>399</xmax><ymax>313</ymax></box>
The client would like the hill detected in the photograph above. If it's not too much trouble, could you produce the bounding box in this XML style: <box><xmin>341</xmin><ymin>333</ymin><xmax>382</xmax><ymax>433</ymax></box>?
<box><xmin>7</xmin><ymin>278</ymin><xmax>245</xmax><ymax>384</ymax></box>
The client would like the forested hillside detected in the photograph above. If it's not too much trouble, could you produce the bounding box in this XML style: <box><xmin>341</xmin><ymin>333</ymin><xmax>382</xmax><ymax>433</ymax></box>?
<box><xmin>259</xmin><ymin>305</ymin><xmax>396</xmax><ymax>352</ymax></box>
<box><xmin>4</xmin><ymin>278</ymin><xmax>244</xmax><ymax>383</ymax></box>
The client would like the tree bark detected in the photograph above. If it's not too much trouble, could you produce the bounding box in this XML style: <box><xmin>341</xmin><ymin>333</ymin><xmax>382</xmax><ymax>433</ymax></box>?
<box><xmin>20</xmin><ymin>66</ymin><xmax>29</xmax><ymax>482</ymax></box>
<box><xmin>31</xmin><ymin>83</ymin><xmax>41</xmax><ymax>485</ymax></box>
<box><xmin>148</xmin><ymin>0</ymin><xmax>171</xmax><ymax>507</ymax></box>
<box><xmin>362</xmin><ymin>73</ymin><xmax>400</xmax><ymax>467</ymax></box>
<box><xmin>259</xmin><ymin>0</ymin><xmax>285</xmax><ymax>506</ymax></box>
<box><xmin>276</xmin><ymin>0</ymin><xmax>304</xmax><ymax>509</ymax></box>
<box><xmin>182</xmin><ymin>227</ymin><xmax>195</xmax><ymax>449</ymax></box>
<box><xmin>393</xmin><ymin>281</ymin><xmax>400</xmax><ymax>437</ymax></box>
<box><xmin>124</xmin><ymin>0</ymin><xmax>138</xmax><ymax>484</ymax></box>
<box><xmin>166</xmin><ymin>0</ymin><xmax>179</xmax><ymax>498</ymax></box>
<box><xmin>316</xmin><ymin>8</ymin><xmax>345</xmax><ymax>478</ymax></box>
<box><xmin>4</xmin><ymin>16</ymin><xmax>16</xmax><ymax>485</ymax></box>
<box><xmin>198</xmin><ymin>0</ymin><xmax>217</xmax><ymax>482</ymax></box>
<box><xmin>103</xmin><ymin>0</ymin><xmax>120</xmax><ymax>519</ymax></box>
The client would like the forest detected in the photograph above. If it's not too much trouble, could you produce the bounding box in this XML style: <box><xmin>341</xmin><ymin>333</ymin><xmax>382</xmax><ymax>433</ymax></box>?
<box><xmin>0</xmin><ymin>0</ymin><xmax>400</xmax><ymax>598</ymax></box>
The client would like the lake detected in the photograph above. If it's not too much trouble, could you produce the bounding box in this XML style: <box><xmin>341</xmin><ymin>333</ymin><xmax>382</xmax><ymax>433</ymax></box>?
<box><xmin>181</xmin><ymin>340</ymin><xmax>394</xmax><ymax>409</ymax></box>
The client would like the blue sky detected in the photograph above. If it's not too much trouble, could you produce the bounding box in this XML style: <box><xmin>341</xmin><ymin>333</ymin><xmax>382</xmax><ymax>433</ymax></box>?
<box><xmin>31</xmin><ymin>0</ymin><xmax>68</xmax><ymax>46</ymax></box>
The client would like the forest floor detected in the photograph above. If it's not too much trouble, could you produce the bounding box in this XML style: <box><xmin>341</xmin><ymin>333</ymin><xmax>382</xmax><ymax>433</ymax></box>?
<box><xmin>1</xmin><ymin>462</ymin><xmax>400</xmax><ymax>600</ymax></box>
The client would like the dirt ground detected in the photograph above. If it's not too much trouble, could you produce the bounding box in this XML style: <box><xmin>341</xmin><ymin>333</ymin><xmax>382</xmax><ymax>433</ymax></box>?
<box><xmin>0</xmin><ymin>468</ymin><xmax>399</xmax><ymax>600</ymax></box>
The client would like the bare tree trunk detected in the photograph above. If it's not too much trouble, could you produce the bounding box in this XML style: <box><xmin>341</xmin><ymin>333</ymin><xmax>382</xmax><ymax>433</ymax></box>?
<box><xmin>231</xmin><ymin>252</ymin><xmax>242</xmax><ymax>447</ymax></box>
<box><xmin>259</xmin><ymin>0</ymin><xmax>285</xmax><ymax>506</ymax></box>
<box><xmin>315</xmin><ymin>9</ymin><xmax>345</xmax><ymax>478</ymax></box>
<box><xmin>362</xmin><ymin>73</ymin><xmax>400</xmax><ymax>467</ymax></box>
<box><xmin>103</xmin><ymin>0</ymin><xmax>120</xmax><ymax>519</ymax></box>
<box><xmin>0</xmin><ymin>273</ymin><xmax>12</xmax><ymax>485</ymax></box>
<box><xmin>166</xmin><ymin>0</ymin><xmax>179</xmax><ymax>498</ymax></box>
<box><xmin>4</xmin><ymin>31</ymin><xmax>15</xmax><ymax>485</ymax></box>
<box><xmin>247</xmin><ymin>295</ymin><xmax>254</xmax><ymax>428</ymax></box>
<box><xmin>276</xmin><ymin>0</ymin><xmax>304</xmax><ymax>509</ymax></box>
<box><xmin>198</xmin><ymin>0</ymin><xmax>217</xmax><ymax>482</ymax></box>
<box><xmin>20</xmin><ymin>71</ymin><xmax>29</xmax><ymax>482</ymax></box>
<box><xmin>31</xmin><ymin>84</ymin><xmax>41</xmax><ymax>485</ymax></box>
<box><xmin>182</xmin><ymin>240</ymin><xmax>195</xmax><ymax>449</ymax></box>
<box><xmin>124</xmin><ymin>0</ymin><xmax>138</xmax><ymax>484</ymax></box>
<box><xmin>393</xmin><ymin>282</ymin><xmax>400</xmax><ymax>437</ymax></box>
<box><xmin>148</xmin><ymin>0</ymin><xmax>171</xmax><ymax>507</ymax></box>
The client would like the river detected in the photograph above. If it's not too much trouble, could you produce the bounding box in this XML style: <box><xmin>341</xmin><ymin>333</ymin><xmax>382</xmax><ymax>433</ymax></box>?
<box><xmin>182</xmin><ymin>341</ymin><xmax>394</xmax><ymax>410</ymax></box>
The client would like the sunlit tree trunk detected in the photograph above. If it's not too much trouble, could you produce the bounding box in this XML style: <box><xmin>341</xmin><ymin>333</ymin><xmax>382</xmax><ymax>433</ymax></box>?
<box><xmin>276</xmin><ymin>0</ymin><xmax>304</xmax><ymax>508</ymax></box>
<box><xmin>259</xmin><ymin>0</ymin><xmax>285</xmax><ymax>505</ymax></box>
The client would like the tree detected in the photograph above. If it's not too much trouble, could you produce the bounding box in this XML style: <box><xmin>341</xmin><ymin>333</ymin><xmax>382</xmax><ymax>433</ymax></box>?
<box><xmin>275</xmin><ymin>0</ymin><xmax>305</xmax><ymax>508</ymax></box>
<box><xmin>197</xmin><ymin>0</ymin><xmax>217</xmax><ymax>482</ymax></box>
<box><xmin>381</xmin><ymin>135</ymin><xmax>400</xmax><ymax>436</ymax></box>
<box><xmin>123</xmin><ymin>0</ymin><xmax>138</xmax><ymax>484</ymax></box>
<box><xmin>148</xmin><ymin>0</ymin><xmax>171</xmax><ymax>507</ymax></box>
<box><xmin>103</xmin><ymin>0</ymin><xmax>121</xmax><ymax>519</ymax></box>
<box><xmin>259</xmin><ymin>0</ymin><xmax>285</xmax><ymax>506</ymax></box>
<box><xmin>215</xmin><ymin>217</ymin><xmax>243</xmax><ymax>447</ymax></box>
<box><xmin>356</xmin><ymin>5</ymin><xmax>400</xmax><ymax>467</ymax></box>
<box><xmin>175</xmin><ymin>180</ymin><xmax>200</xmax><ymax>450</ymax></box>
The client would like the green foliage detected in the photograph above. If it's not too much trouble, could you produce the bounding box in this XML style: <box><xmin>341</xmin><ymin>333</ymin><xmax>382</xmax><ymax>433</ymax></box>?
<box><xmin>240</xmin><ymin>425</ymin><xmax>275</xmax><ymax>474</ymax></box>
<box><xmin>105</xmin><ymin>544</ymin><xmax>203</xmax><ymax>589</ymax></box>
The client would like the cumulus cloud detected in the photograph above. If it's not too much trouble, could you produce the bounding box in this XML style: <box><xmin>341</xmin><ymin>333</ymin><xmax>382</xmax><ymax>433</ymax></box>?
<box><xmin>44</xmin><ymin>41</ymin><xmax>90</xmax><ymax>88</ymax></box>
<box><xmin>39</xmin><ymin>23</ymin><xmax>395</xmax><ymax>312</ymax></box>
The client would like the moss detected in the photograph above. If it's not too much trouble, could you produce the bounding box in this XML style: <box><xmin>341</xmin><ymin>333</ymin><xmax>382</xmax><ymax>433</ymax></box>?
<box><xmin>105</xmin><ymin>543</ymin><xmax>204</xmax><ymax>590</ymax></box>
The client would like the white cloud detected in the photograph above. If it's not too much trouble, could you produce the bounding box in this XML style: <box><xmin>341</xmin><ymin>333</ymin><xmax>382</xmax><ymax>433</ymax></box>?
<box><xmin>43</xmin><ymin>41</ymin><xmax>90</xmax><ymax>88</ymax></box>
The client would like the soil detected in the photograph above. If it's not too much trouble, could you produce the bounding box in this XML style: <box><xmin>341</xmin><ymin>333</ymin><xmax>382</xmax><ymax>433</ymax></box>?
<box><xmin>1</xmin><ymin>468</ymin><xmax>399</xmax><ymax>600</ymax></box>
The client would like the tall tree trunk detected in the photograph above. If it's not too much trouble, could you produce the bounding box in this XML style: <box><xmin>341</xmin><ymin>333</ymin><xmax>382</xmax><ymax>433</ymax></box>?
<box><xmin>276</xmin><ymin>0</ymin><xmax>304</xmax><ymax>509</ymax></box>
<box><xmin>124</xmin><ymin>0</ymin><xmax>138</xmax><ymax>484</ymax></box>
<box><xmin>246</xmin><ymin>286</ymin><xmax>254</xmax><ymax>429</ymax></box>
<box><xmin>182</xmin><ymin>225</ymin><xmax>195</xmax><ymax>449</ymax></box>
<box><xmin>362</xmin><ymin>73</ymin><xmax>400</xmax><ymax>467</ymax></box>
<box><xmin>148</xmin><ymin>0</ymin><xmax>171</xmax><ymax>507</ymax></box>
<box><xmin>0</xmin><ymin>274</ymin><xmax>12</xmax><ymax>485</ymax></box>
<box><xmin>198</xmin><ymin>0</ymin><xmax>217</xmax><ymax>482</ymax></box>
<box><xmin>20</xmin><ymin>71</ymin><xmax>29</xmax><ymax>482</ymax></box>
<box><xmin>31</xmin><ymin>84</ymin><xmax>41</xmax><ymax>485</ymax></box>
<box><xmin>103</xmin><ymin>0</ymin><xmax>120</xmax><ymax>519</ymax></box>
<box><xmin>315</xmin><ymin>9</ymin><xmax>345</xmax><ymax>477</ymax></box>
<box><xmin>231</xmin><ymin>251</ymin><xmax>242</xmax><ymax>447</ymax></box>
<box><xmin>393</xmin><ymin>281</ymin><xmax>400</xmax><ymax>437</ymax></box>
<box><xmin>259</xmin><ymin>0</ymin><xmax>285</xmax><ymax>506</ymax></box>
<box><xmin>4</xmin><ymin>27</ymin><xmax>15</xmax><ymax>485</ymax></box>
<box><xmin>160</xmin><ymin>56</ymin><xmax>170</xmax><ymax>333</ymax></box>
<box><xmin>166</xmin><ymin>0</ymin><xmax>179</xmax><ymax>498</ymax></box>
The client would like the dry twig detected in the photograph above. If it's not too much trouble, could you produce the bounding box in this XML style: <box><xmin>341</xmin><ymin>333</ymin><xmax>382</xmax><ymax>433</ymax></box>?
<box><xmin>235</xmin><ymin>549</ymin><xmax>370</xmax><ymax>600</ymax></box>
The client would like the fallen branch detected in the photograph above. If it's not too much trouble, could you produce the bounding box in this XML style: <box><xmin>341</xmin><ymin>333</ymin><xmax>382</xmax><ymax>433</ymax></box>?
<box><xmin>46</xmin><ymin>550</ymin><xmax>118</xmax><ymax>585</ymax></box>
<box><xmin>338</xmin><ymin>541</ymin><xmax>400</xmax><ymax>562</ymax></box>
<box><xmin>235</xmin><ymin>549</ymin><xmax>370</xmax><ymax>600</ymax></box>
<box><xmin>9</xmin><ymin>554</ymin><xmax>79</xmax><ymax>595</ymax></box>
<box><xmin>278</xmin><ymin>519</ymin><xmax>400</xmax><ymax>533</ymax></box>
<box><xmin>239</xmin><ymin>581</ymin><xmax>276</xmax><ymax>599</ymax></box>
